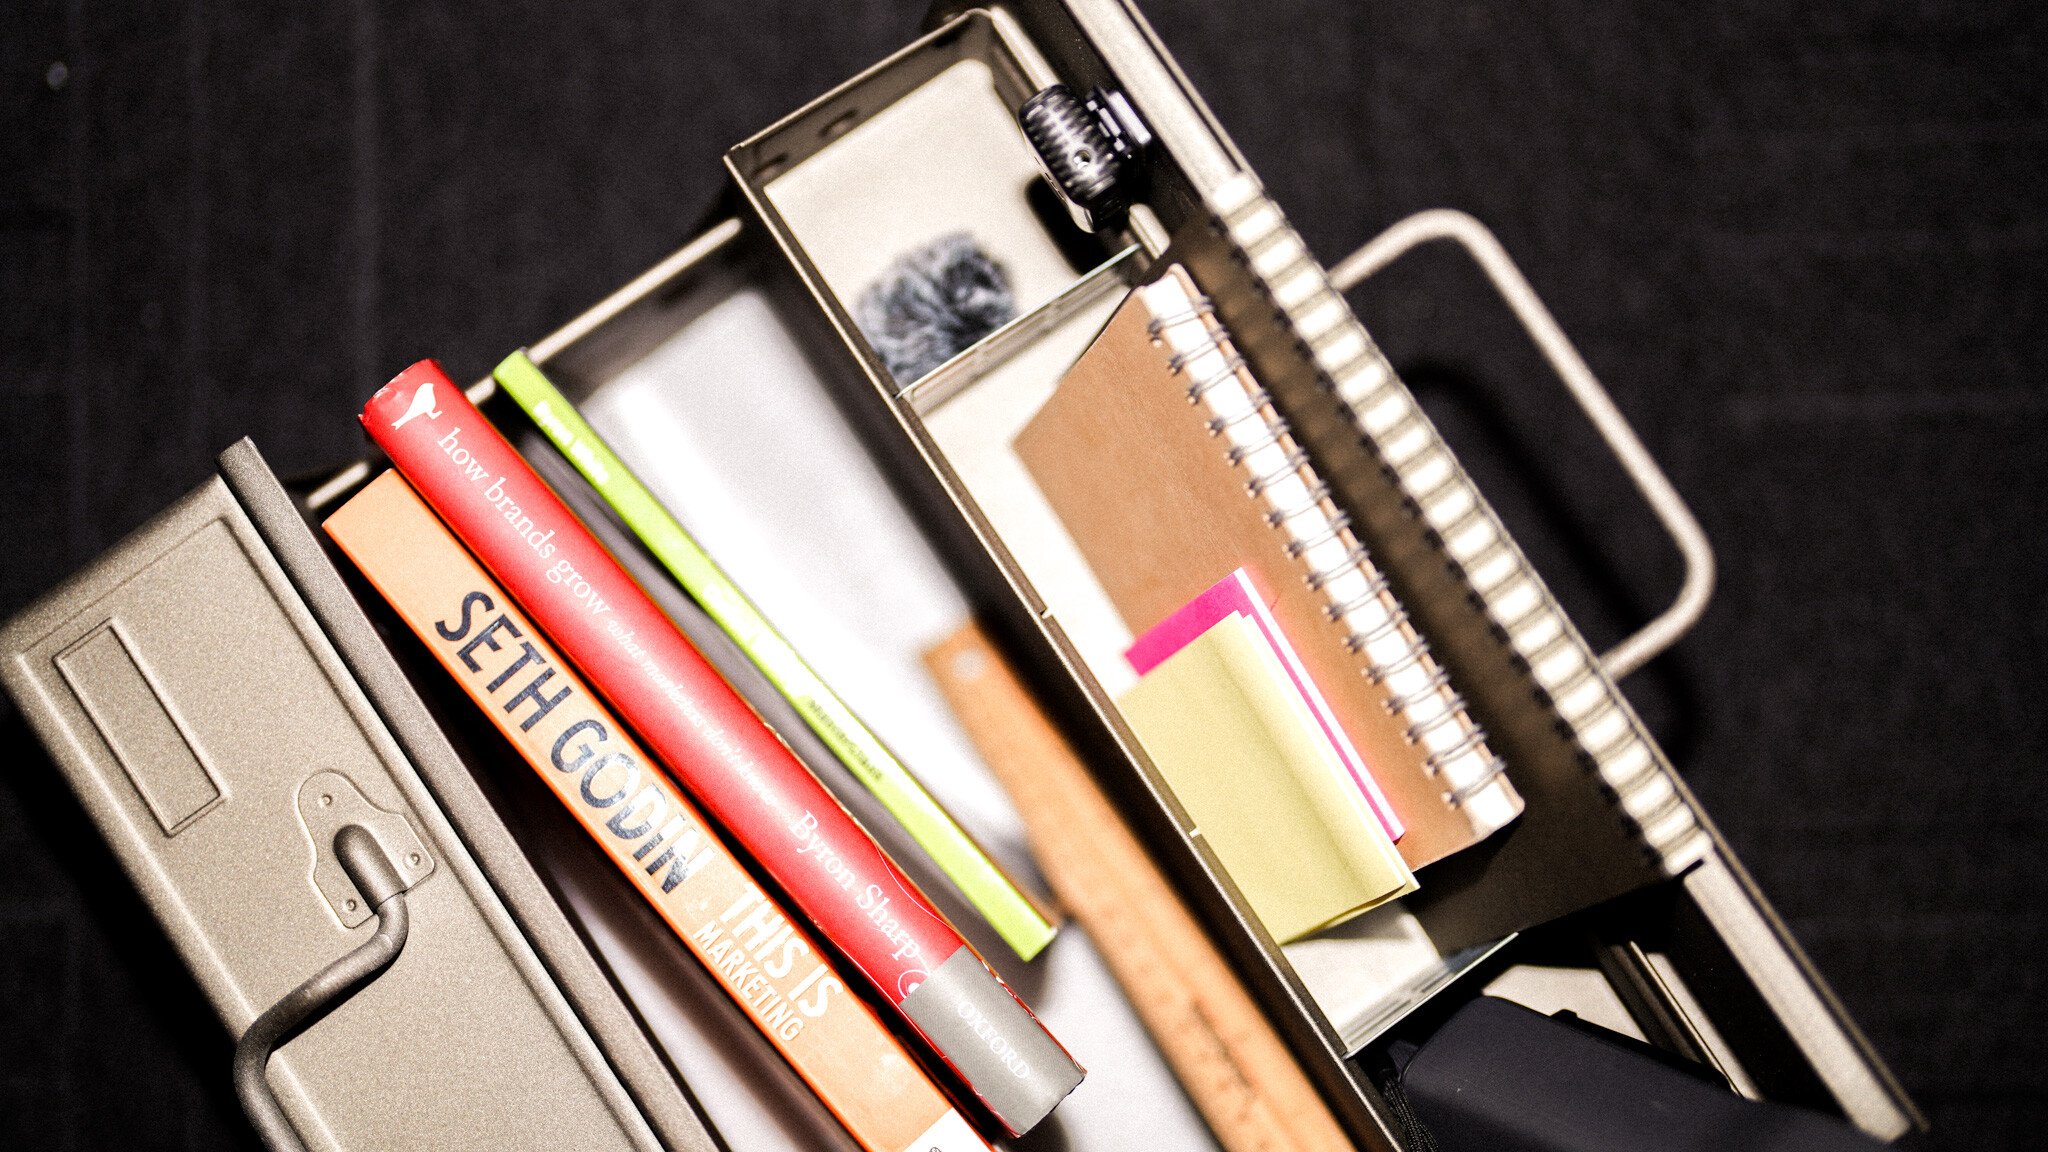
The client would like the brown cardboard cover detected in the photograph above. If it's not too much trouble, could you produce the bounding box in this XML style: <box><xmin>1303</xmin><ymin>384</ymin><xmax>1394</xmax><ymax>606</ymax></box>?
<box><xmin>1014</xmin><ymin>272</ymin><xmax>1515</xmax><ymax>869</ymax></box>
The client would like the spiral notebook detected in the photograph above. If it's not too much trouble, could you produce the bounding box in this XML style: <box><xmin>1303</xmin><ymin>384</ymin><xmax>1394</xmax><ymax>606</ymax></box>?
<box><xmin>1015</xmin><ymin>264</ymin><xmax>1521</xmax><ymax>870</ymax></box>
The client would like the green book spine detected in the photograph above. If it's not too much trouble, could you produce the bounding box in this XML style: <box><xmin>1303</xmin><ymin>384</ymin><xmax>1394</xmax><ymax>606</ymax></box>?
<box><xmin>493</xmin><ymin>349</ymin><xmax>1056</xmax><ymax>960</ymax></box>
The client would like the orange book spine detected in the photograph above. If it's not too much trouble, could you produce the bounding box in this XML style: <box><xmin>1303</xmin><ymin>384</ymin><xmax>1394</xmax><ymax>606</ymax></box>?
<box><xmin>325</xmin><ymin>469</ymin><xmax>988</xmax><ymax>1152</ymax></box>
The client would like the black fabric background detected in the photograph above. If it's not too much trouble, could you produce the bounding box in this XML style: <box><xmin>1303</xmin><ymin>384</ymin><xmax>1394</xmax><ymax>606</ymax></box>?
<box><xmin>2</xmin><ymin>2</ymin><xmax>2041</xmax><ymax>1148</ymax></box>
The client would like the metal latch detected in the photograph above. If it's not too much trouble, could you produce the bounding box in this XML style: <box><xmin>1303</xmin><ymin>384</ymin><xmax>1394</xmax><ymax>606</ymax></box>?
<box><xmin>1019</xmin><ymin>84</ymin><xmax>1153</xmax><ymax>233</ymax></box>
<box><xmin>296</xmin><ymin>770</ymin><xmax>434</xmax><ymax>927</ymax></box>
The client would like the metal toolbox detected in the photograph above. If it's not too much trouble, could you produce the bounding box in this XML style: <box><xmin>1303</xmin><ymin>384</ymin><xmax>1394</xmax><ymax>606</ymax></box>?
<box><xmin>1</xmin><ymin>442</ymin><xmax>720</xmax><ymax>1152</ymax></box>
<box><xmin>3</xmin><ymin>2</ymin><xmax>1918</xmax><ymax>1148</ymax></box>
<box><xmin>491</xmin><ymin>1</ymin><xmax>1918</xmax><ymax>1145</ymax></box>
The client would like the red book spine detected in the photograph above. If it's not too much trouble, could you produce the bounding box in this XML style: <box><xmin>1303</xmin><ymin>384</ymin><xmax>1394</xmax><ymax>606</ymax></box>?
<box><xmin>362</xmin><ymin>361</ymin><xmax>1080</xmax><ymax>1134</ymax></box>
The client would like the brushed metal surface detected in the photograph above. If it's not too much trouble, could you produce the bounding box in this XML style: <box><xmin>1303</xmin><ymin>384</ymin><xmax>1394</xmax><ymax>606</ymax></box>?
<box><xmin>0</xmin><ymin>475</ymin><xmax>668</xmax><ymax>1152</ymax></box>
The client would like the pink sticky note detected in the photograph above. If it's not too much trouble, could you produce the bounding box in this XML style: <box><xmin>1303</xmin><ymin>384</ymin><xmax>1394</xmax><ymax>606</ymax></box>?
<box><xmin>1125</xmin><ymin>569</ymin><xmax>1405</xmax><ymax>841</ymax></box>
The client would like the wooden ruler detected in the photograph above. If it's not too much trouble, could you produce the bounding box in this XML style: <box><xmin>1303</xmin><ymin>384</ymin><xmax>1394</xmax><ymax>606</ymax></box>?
<box><xmin>923</xmin><ymin>622</ymin><xmax>1354</xmax><ymax>1152</ymax></box>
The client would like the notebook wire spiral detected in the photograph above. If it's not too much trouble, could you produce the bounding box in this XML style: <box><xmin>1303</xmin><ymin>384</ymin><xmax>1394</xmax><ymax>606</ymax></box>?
<box><xmin>1145</xmin><ymin>294</ymin><xmax>1511</xmax><ymax>808</ymax></box>
<box><xmin>1201</xmin><ymin>174</ymin><xmax>1711</xmax><ymax>873</ymax></box>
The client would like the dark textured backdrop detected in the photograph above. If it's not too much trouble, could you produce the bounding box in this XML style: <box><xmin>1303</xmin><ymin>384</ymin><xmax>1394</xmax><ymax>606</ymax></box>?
<box><xmin>2</xmin><ymin>2</ymin><xmax>2041</xmax><ymax>1148</ymax></box>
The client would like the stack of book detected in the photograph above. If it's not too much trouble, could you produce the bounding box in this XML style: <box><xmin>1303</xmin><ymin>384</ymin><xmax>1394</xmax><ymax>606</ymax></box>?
<box><xmin>318</xmin><ymin>306</ymin><xmax>1466</xmax><ymax>1150</ymax></box>
<box><xmin>329</xmin><ymin>361</ymin><xmax>1082</xmax><ymax>1152</ymax></box>
<box><xmin>312</xmin><ymin>234</ymin><xmax>1546</xmax><ymax>1145</ymax></box>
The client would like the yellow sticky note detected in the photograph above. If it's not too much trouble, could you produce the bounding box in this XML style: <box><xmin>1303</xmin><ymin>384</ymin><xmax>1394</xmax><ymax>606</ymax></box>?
<box><xmin>1118</xmin><ymin>613</ymin><xmax>1418</xmax><ymax>943</ymax></box>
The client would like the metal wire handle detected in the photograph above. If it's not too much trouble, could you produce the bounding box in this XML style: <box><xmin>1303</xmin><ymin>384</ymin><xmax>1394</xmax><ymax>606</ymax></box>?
<box><xmin>1328</xmin><ymin>209</ymin><xmax>1716</xmax><ymax>681</ymax></box>
<box><xmin>233</xmin><ymin>824</ymin><xmax>412</xmax><ymax>1152</ymax></box>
